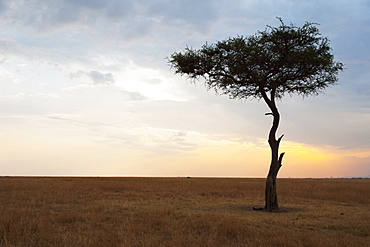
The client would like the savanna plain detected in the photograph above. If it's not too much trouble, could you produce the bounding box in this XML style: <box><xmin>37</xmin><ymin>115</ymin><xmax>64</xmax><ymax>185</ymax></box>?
<box><xmin>0</xmin><ymin>177</ymin><xmax>369</xmax><ymax>247</ymax></box>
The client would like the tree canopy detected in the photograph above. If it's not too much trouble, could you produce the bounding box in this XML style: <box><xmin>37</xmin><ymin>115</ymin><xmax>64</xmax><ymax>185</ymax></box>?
<box><xmin>169</xmin><ymin>19</ymin><xmax>344</xmax><ymax>101</ymax></box>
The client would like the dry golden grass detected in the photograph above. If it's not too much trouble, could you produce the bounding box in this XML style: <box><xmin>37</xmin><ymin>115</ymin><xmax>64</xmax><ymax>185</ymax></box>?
<box><xmin>0</xmin><ymin>177</ymin><xmax>369</xmax><ymax>246</ymax></box>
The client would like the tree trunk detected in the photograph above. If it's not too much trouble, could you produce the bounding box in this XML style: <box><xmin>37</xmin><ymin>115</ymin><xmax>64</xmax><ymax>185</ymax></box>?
<box><xmin>265</xmin><ymin>151</ymin><xmax>285</xmax><ymax>211</ymax></box>
<box><xmin>263</xmin><ymin>95</ymin><xmax>285</xmax><ymax>211</ymax></box>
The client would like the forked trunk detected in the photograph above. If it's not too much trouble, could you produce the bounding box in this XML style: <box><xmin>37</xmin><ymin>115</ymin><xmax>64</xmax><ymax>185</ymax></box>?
<box><xmin>262</xmin><ymin>90</ymin><xmax>285</xmax><ymax>211</ymax></box>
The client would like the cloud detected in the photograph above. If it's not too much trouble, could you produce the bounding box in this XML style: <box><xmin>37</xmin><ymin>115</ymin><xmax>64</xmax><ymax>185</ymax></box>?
<box><xmin>147</xmin><ymin>0</ymin><xmax>218</xmax><ymax>31</ymax></box>
<box><xmin>1</xmin><ymin>0</ymin><xmax>105</xmax><ymax>31</ymax></box>
<box><xmin>70</xmin><ymin>70</ymin><xmax>114</xmax><ymax>85</ymax></box>
<box><xmin>88</xmin><ymin>71</ymin><xmax>114</xmax><ymax>85</ymax></box>
<box><xmin>127</xmin><ymin>91</ymin><xmax>146</xmax><ymax>101</ymax></box>
<box><xmin>0</xmin><ymin>0</ymin><xmax>219</xmax><ymax>42</ymax></box>
<box><xmin>0</xmin><ymin>38</ymin><xmax>26</xmax><ymax>62</ymax></box>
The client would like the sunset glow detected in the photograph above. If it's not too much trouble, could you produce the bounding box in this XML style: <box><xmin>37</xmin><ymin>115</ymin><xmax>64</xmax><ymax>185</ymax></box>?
<box><xmin>1</xmin><ymin>1</ymin><xmax>369</xmax><ymax>178</ymax></box>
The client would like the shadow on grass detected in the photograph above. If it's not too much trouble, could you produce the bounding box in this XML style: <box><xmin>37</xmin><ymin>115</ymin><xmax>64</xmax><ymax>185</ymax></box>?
<box><xmin>194</xmin><ymin>203</ymin><xmax>306</xmax><ymax>215</ymax></box>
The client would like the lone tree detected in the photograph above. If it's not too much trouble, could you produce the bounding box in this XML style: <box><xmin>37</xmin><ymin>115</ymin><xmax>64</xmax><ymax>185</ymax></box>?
<box><xmin>168</xmin><ymin>19</ymin><xmax>344</xmax><ymax>211</ymax></box>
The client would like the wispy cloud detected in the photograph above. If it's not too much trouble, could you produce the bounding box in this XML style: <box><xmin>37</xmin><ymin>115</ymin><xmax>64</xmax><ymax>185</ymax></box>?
<box><xmin>70</xmin><ymin>70</ymin><xmax>114</xmax><ymax>85</ymax></box>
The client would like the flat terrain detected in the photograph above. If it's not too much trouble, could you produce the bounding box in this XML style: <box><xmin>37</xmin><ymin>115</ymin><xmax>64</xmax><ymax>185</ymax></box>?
<box><xmin>0</xmin><ymin>177</ymin><xmax>369</xmax><ymax>246</ymax></box>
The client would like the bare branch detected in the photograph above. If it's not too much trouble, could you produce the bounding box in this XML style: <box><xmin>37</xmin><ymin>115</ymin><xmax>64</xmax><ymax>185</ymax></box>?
<box><xmin>278</xmin><ymin>152</ymin><xmax>285</xmax><ymax>166</ymax></box>
<box><xmin>278</xmin><ymin>134</ymin><xmax>284</xmax><ymax>143</ymax></box>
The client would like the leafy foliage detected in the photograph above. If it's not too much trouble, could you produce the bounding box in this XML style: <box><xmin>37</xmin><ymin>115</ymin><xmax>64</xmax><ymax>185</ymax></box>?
<box><xmin>169</xmin><ymin>19</ymin><xmax>344</xmax><ymax>100</ymax></box>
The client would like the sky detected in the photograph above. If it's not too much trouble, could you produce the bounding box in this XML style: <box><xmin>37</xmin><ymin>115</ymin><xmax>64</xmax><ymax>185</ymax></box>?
<box><xmin>0</xmin><ymin>0</ymin><xmax>369</xmax><ymax>178</ymax></box>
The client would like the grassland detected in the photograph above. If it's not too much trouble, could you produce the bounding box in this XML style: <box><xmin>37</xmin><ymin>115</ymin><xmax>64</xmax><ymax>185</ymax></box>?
<box><xmin>0</xmin><ymin>177</ymin><xmax>369</xmax><ymax>246</ymax></box>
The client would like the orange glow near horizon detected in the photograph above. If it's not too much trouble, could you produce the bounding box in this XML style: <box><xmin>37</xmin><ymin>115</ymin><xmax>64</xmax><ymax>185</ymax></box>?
<box><xmin>2</xmin><ymin>128</ymin><xmax>369</xmax><ymax>177</ymax></box>
<box><xmin>279</xmin><ymin>141</ymin><xmax>370</xmax><ymax>178</ymax></box>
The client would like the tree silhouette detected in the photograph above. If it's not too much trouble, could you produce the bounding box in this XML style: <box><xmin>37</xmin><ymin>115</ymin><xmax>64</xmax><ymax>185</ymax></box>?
<box><xmin>168</xmin><ymin>19</ymin><xmax>344</xmax><ymax>211</ymax></box>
